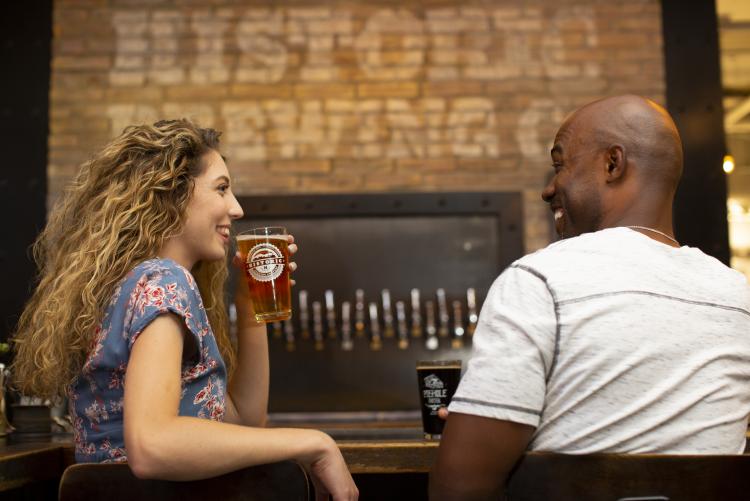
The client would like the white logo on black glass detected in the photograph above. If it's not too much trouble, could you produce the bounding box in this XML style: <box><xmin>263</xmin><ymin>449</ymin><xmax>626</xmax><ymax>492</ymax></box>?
<box><xmin>246</xmin><ymin>243</ymin><xmax>285</xmax><ymax>282</ymax></box>
<box><xmin>424</xmin><ymin>374</ymin><xmax>444</xmax><ymax>390</ymax></box>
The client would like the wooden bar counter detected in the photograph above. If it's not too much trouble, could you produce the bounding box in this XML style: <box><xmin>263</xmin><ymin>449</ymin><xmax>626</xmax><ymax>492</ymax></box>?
<box><xmin>3</xmin><ymin>429</ymin><xmax>749</xmax><ymax>499</ymax></box>
<box><xmin>340</xmin><ymin>438</ymin><xmax>437</xmax><ymax>474</ymax></box>
<box><xmin>0</xmin><ymin>429</ymin><xmax>439</xmax><ymax>498</ymax></box>
<box><xmin>0</xmin><ymin>436</ymin><xmax>75</xmax><ymax>497</ymax></box>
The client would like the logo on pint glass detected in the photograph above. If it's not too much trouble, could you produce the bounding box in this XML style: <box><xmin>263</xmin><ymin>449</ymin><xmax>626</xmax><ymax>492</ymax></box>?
<box><xmin>246</xmin><ymin>243</ymin><xmax>286</xmax><ymax>282</ymax></box>
<box><xmin>424</xmin><ymin>374</ymin><xmax>444</xmax><ymax>390</ymax></box>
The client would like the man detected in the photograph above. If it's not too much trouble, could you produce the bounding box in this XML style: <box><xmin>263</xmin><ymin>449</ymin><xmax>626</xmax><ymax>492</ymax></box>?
<box><xmin>430</xmin><ymin>95</ymin><xmax>750</xmax><ymax>500</ymax></box>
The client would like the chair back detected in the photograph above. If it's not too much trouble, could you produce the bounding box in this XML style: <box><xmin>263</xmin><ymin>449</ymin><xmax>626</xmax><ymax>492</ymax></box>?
<box><xmin>506</xmin><ymin>452</ymin><xmax>750</xmax><ymax>501</ymax></box>
<box><xmin>58</xmin><ymin>460</ymin><xmax>312</xmax><ymax>501</ymax></box>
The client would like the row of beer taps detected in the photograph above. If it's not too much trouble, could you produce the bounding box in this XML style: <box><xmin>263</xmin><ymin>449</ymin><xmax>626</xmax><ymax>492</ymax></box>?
<box><xmin>257</xmin><ymin>288</ymin><xmax>479</xmax><ymax>352</ymax></box>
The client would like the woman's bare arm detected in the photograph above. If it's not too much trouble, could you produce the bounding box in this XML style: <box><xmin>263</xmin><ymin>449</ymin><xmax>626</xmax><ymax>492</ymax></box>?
<box><xmin>123</xmin><ymin>313</ymin><xmax>357</xmax><ymax>500</ymax></box>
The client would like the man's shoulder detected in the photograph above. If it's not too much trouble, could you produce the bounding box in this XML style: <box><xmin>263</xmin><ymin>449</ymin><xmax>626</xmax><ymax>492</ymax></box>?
<box><xmin>514</xmin><ymin>230</ymin><xmax>609</xmax><ymax>275</ymax></box>
<box><xmin>513</xmin><ymin>227</ymin><xmax>749</xmax><ymax>301</ymax></box>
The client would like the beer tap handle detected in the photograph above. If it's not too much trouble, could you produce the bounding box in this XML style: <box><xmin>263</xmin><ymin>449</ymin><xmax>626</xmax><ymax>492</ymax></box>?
<box><xmin>466</xmin><ymin>287</ymin><xmax>478</xmax><ymax>337</ymax></box>
<box><xmin>425</xmin><ymin>300</ymin><xmax>436</xmax><ymax>336</ymax></box>
<box><xmin>395</xmin><ymin>300</ymin><xmax>409</xmax><ymax>350</ymax></box>
<box><xmin>425</xmin><ymin>300</ymin><xmax>438</xmax><ymax>350</ymax></box>
<box><xmin>436</xmin><ymin>288</ymin><xmax>450</xmax><ymax>338</ymax></box>
<box><xmin>325</xmin><ymin>289</ymin><xmax>337</xmax><ymax>339</ymax></box>
<box><xmin>368</xmin><ymin>302</ymin><xmax>382</xmax><ymax>351</ymax></box>
<box><xmin>299</xmin><ymin>290</ymin><xmax>310</xmax><ymax>340</ymax></box>
<box><xmin>381</xmin><ymin>289</ymin><xmax>395</xmax><ymax>338</ymax></box>
<box><xmin>451</xmin><ymin>300</ymin><xmax>465</xmax><ymax>349</ymax></box>
<box><xmin>410</xmin><ymin>288</ymin><xmax>423</xmax><ymax>338</ymax></box>
<box><xmin>354</xmin><ymin>289</ymin><xmax>366</xmax><ymax>337</ymax></box>
<box><xmin>341</xmin><ymin>301</ymin><xmax>353</xmax><ymax>351</ymax></box>
<box><xmin>283</xmin><ymin>318</ymin><xmax>296</xmax><ymax>352</ymax></box>
<box><xmin>312</xmin><ymin>301</ymin><xmax>324</xmax><ymax>351</ymax></box>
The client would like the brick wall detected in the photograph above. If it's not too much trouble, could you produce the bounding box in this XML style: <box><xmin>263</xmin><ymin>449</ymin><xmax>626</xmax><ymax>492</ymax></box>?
<box><xmin>50</xmin><ymin>0</ymin><xmax>665</xmax><ymax>251</ymax></box>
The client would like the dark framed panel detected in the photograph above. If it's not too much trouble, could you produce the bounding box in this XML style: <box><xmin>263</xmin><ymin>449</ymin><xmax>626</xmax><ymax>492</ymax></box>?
<box><xmin>233</xmin><ymin>192</ymin><xmax>524</xmax><ymax>413</ymax></box>
<box><xmin>235</xmin><ymin>192</ymin><xmax>523</xmax><ymax>301</ymax></box>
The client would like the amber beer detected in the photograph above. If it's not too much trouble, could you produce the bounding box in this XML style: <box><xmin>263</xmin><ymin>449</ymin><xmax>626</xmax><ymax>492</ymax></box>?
<box><xmin>416</xmin><ymin>360</ymin><xmax>462</xmax><ymax>439</ymax></box>
<box><xmin>237</xmin><ymin>227</ymin><xmax>292</xmax><ymax>322</ymax></box>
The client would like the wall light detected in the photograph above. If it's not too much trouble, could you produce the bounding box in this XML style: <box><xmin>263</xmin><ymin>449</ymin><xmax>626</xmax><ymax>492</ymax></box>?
<box><xmin>723</xmin><ymin>154</ymin><xmax>735</xmax><ymax>174</ymax></box>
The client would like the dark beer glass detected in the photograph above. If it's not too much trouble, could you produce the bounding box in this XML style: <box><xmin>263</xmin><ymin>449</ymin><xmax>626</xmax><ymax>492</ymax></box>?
<box><xmin>237</xmin><ymin>227</ymin><xmax>292</xmax><ymax>323</ymax></box>
<box><xmin>416</xmin><ymin>360</ymin><xmax>462</xmax><ymax>440</ymax></box>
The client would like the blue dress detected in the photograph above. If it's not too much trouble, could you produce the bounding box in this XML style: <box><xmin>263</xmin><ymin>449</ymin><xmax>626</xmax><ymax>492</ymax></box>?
<box><xmin>68</xmin><ymin>258</ymin><xmax>227</xmax><ymax>463</ymax></box>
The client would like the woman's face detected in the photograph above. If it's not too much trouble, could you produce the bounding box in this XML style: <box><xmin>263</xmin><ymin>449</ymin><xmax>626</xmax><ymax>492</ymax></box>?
<box><xmin>163</xmin><ymin>149</ymin><xmax>243</xmax><ymax>268</ymax></box>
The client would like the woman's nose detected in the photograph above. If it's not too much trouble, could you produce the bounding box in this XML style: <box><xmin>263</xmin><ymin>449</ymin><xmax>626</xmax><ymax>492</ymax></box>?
<box><xmin>228</xmin><ymin>194</ymin><xmax>244</xmax><ymax>220</ymax></box>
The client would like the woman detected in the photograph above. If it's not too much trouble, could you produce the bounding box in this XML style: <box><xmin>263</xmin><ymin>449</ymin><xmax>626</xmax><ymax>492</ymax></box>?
<box><xmin>12</xmin><ymin>119</ymin><xmax>358</xmax><ymax>499</ymax></box>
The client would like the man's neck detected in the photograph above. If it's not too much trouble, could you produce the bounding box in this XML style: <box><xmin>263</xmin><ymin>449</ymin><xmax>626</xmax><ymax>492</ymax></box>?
<box><xmin>602</xmin><ymin>213</ymin><xmax>678</xmax><ymax>247</ymax></box>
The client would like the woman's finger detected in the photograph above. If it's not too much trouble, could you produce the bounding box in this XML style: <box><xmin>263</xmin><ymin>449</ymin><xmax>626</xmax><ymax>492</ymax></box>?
<box><xmin>288</xmin><ymin>261</ymin><xmax>297</xmax><ymax>287</ymax></box>
<box><xmin>286</xmin><ymin>237</ymin><xmax>297</xmax><ymax>287</ymax></box>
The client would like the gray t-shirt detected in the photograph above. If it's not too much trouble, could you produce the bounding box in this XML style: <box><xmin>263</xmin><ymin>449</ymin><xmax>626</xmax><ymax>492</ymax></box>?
<box><xmin>450</xmin><ymin>227</ymin><xmax>750</xmax><ymax>453</ymax></box>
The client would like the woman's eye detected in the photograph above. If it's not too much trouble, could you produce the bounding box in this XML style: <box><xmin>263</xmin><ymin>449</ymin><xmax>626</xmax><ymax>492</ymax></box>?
<box><xmin>218</xmin><ymin>184</ymin><xmax>229</xmax><ymax>194</ymax></box>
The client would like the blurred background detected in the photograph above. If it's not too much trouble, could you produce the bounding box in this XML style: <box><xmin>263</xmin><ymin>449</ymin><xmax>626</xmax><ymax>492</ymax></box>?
<box><xmin>721</xmin><ymin>0</ymin><xmax>750</xmax><ymax>276</ymax></box>
<box><xmin>1</xmin><ymin>0</ymin><xmax>748</xmax><ymax>365</ymax></box>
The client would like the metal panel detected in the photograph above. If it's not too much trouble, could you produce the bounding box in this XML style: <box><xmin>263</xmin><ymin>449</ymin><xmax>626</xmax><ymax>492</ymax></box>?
<box><xmin>234</xmin><ymin>192</ymin><xmax>524</xmax><ymax>412</ymax></box>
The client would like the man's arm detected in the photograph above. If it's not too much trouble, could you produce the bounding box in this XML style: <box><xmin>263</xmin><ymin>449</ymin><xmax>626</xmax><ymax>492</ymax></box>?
<box><xmin>429</xmin><ymin>413</ymin><xmax>534</xmax><ymax>500</ymax></box>
<box><xmin>430</xmin><ymin>264</ymin><xmax>553</xmax><ymax>499</ymax></box>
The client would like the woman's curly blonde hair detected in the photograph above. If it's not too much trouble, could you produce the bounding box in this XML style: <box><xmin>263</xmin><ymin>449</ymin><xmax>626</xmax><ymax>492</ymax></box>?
<box><xmin>12</xmin><ymin>119</ymin><xmax>236</xmax><ymax>400</ymax></box>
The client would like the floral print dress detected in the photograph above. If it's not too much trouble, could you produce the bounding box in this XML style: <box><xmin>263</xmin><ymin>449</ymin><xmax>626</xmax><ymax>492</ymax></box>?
<box><xmin>69</xmin><ymin>258</ymin><xmax>227</xmax><ymax>463</ymax></box>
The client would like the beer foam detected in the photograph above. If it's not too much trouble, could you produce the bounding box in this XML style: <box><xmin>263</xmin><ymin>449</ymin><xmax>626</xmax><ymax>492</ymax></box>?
<box><xmin>237</xmin><ymin>234</ymin><xmax>287</xmax><ymax>242</ymax></box>
<box><xmin>417</xmin><ymin>361</ymin><xmax>462</xmax><ymax>370</ymax></box>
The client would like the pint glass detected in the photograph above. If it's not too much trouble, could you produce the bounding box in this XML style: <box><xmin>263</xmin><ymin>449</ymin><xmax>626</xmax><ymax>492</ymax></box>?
<box><xmin>237</xmin><ymin>227</ymin><xmax>292</xmax><ymax>323</ymax></box>
<box><xmin>416</xmin><ymin>360</ymin><xmax>462</xmax><ymax>440</ymax></box>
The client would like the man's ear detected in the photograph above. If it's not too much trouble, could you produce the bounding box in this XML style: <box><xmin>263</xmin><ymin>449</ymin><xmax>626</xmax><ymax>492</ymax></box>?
<box><xmin>605</xmin><ymin>145</ymin><xmax>625</xmax><ymax>183</ymax></box>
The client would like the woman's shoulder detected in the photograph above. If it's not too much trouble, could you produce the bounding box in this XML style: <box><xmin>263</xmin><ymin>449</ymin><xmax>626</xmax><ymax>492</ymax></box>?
<box><xmin>110</xmin><ymin>258</ymin><xmax>197</xmax><ymax>306</ymax></box>
<box><xmin>127</xmin><ymin>258</ymin><xmax>196</xmax><ymax>289</ymax></box>
<box><xmin>115</xmin><ymin>259</ymin><xmax>204</xmax><ymax>332</ymax></box>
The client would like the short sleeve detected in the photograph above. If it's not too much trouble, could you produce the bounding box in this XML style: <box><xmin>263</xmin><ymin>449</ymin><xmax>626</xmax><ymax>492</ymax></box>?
<box><xmin>448</xmin><ymin>265</ymin><xmax>557</xmax><ymax>428</ymax></box>
<box><xmin>125</xmin><ymin>266</ymin><xmax>203</xmax><ymax>350</ymax></box>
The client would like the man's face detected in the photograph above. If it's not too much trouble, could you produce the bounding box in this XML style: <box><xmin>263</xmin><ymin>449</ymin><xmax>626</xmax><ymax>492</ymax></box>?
<box><xmin>541</xmin><ymin>117</ymin><xmax>604</xmax><ymax>239</ymax></box>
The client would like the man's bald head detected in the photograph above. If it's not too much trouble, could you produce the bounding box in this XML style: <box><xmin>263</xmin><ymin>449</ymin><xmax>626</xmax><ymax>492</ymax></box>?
<box><xmin>542</xmin><ymin>95</ymin><xmax>684</xmax><ymax>239</ymax></box>
<box><xmin>569</xmin><ymin>95</ymin><xmax>683</xmax><ymax>193</ymax></box>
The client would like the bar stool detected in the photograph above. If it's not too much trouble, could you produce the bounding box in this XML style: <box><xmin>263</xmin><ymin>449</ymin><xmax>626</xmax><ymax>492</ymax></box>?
<box><xmin>58</xmin><ymin>460</ymin><xmax>312</xmax><ymax>501</ymax></box>
<box><xmin>506</xmin><ymin>452</ymin><xmax>750</xmax><ymax>501</ymax></box>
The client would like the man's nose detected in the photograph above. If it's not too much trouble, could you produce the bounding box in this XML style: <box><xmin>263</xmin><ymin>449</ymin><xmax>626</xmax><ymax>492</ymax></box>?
<box><xmin>541</xmin><ymin>180</ymin><xmax>555</xmax><ymax>202</ymax></box>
